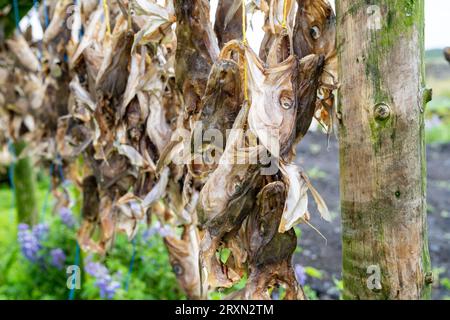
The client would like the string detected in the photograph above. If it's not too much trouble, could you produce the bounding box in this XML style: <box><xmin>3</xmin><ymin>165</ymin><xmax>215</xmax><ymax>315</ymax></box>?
<box><xmin>282</xmin><ymin>0</ymin><xmax>289</xmax><ymax>29</ymax></box>
<box><xmin>32</xmin><ymin>0</ymin><xmax>43</xmax><ymax>67</ymax></box>
<box><xmin>51</xmin><ymin>155</ymin><xmax>81</xmax><ymax>301</ymax></box>
<box><xmin>68</xmin><ymin>243</ymin><xmax>80</xmax><ymax>300</ymax></box>
<box><xmin>7</xmin><ymin>140</ymin><xmax>16</xmax><ymax>223</ymax></box>
<box><xmin>241</xmin><ymin>0</ymin><xmax>248</xmax><ymax>102</ymax></box>
<box><xmin>102</xmin><ymin>0</ymin><xmax>111</xmax><ymax>35</ymax></box>
<box><xmin>43</xmin><ymin>0</ymin><xmax>49</xmax><ymax>28</ymax></box>
<box><xmin>39</xmin><ymin>163</ymin><xmax>53</xmax><ymax>222</ymax></box>
<box><xmin>12</xmin><ymin>0</ymin><xmax>20</xmax><ymax>29</ymax></box>
<box><xmin>124</xmin><ymin>237</ymin><xmax>137</xmax><ymax>291</ymax></box>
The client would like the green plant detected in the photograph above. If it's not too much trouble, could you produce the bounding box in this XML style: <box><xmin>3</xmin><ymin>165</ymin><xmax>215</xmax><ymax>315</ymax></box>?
<box><xmin>0</xmin><ymin>180</ymin><xmax>185</xmax><ymax>300</ymax></box>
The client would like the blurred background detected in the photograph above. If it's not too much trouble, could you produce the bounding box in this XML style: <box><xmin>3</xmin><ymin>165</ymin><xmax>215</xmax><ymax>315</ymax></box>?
<box><xmin>0</xmin><ymin>0</ymin><xmax>449</xmax><ymax>300</ymax></box>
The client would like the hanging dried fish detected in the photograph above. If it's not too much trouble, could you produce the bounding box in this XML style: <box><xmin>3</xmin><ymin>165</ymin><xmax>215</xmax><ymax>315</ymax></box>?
<box><xmin>6</xmin><ymin>32</ymin><xmax>40</xmax><ymax>72</ymax></box>
<box><xmin>246</xmin><ymin>46</ymin><xmax>297</xmax><ymax>159</ymax></box>
<box><xmin>43</xmin><ymin>0</ymin><xmax>73</xmax><ymax>44</ymax></box>
<box><xmin>293</xmin><ymin>0</ymin><xmax>337</xmax><ymax>130</ymax></box>
<box><xmin>228</xmin><ymin>181</ymin><xmax>304</xmax><ymax>300</ymax></box>
<box><xmin>165</xmin><ymin>224</ymin><xmax>202</xmax><ymax>299</ymax></box>
<box><xmin>174</xmin><ymin>0</ymin><xmax>219</xmax><ymax>124</ymax></box>
<box><xmin>259</xmin><ymin>0</ymin><xmax>296</xmax><ymax>63</ymax></box>
<box><xmin>1</xmin><ymin>0</ymin><xmax>337</xmax><ymax>301</ymax></box>
<box><xmin>214</xmin><ymin>0</ymin><xmax>243</xmax><ymax>48</ymax></box>
<box><xmin>190</xmin><ymin>58</ymin><xmax>243</xmax><ymax>179</ymax></box>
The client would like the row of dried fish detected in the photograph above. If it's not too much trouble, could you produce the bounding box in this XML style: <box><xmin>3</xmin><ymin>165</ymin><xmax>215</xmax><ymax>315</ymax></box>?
<box><xmin>157</xmin><ymin>0</ymin><xmax>337</xmax><ymax>299</ymax></box>
<box><xmin>0</xmin><ymin>0</ymin><xmax>337</xmax><ymax>300</ymax></box>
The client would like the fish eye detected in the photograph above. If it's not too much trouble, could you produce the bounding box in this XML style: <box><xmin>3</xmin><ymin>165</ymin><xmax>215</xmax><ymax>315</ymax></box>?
<box><xmin>280</xmin><ymin>91</ymin><xmax>294</xmax><ymax>110</ymax></box>
<box><xmin>310</xmin><ymin>26</ymin><xmax>321</xmax><ymax>40</ymax></box>
<box><xmin>173</xmin><ymin>263</ymin><xmax>183</xmax><ymax>275</ymax></box>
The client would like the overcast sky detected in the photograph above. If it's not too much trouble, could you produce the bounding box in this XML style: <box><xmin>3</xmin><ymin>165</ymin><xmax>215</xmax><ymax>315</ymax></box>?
<box><xmin>211</xmin><ymin>0</ymin><xmax>450</xmax><ymax>51</ymax></box>
<box><xmin>425</xmin><ymin>0</ymin><xmax>450</xmax><ymax>49</ymax></box>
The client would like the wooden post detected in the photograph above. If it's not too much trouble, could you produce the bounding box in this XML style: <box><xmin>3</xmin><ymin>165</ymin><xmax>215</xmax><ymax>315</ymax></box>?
<box><xmin>336</xmin><ymin>0</ymin><xmax>432</xmax><ymax>299</ymax></box>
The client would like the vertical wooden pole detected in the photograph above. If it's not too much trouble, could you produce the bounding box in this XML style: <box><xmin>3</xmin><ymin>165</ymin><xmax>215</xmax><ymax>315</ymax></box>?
<box><xmin>336</xmin><ymin>0</ymin><xmax>431</xmax><ymax>299</ymax></box>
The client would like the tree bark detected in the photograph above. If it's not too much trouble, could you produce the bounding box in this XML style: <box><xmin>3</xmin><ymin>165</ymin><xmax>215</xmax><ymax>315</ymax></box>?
<box><xmin>12</xmin><ymin>140</ymin><xmax>38</xmax><ymax>225</ymax></box>
<box><xmin>336</xmin><ymin>0</ymin><xmax>432</xmax><ymax>299</ymax></box>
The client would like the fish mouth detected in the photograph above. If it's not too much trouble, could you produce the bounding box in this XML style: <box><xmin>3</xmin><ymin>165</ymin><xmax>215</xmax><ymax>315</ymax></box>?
<box><xmin>277</xmin><ymin>34</ymin><xmax>291</xmax><ymax>63</ymax></box>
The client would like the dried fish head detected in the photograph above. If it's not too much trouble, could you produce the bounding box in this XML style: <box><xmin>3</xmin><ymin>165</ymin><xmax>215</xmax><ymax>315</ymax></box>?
<box><xmin>246</xmin><ymin>47</ymin><xmax>296</xmax><ymax>159</ymax></box>
<box><xmin>165</xmin><ymin>224</ymin><xmax>202</xmax><ymax>299</ymax></box>
<box><xmin>175</xmin><ymin>0</ymin><xmax>219</xmax><ymax>120</ymax></box>
<box><xmin>228</xmin><ymin>181</ymin><xmax>304</xmax><ymax>300</ymax></box>
<box><xmin>190</xmin><ymin>58</ymin><xmax>242</xmax><ymax>178</ymax></box>
<box><xmin>214</xmin><ymin>0</ymin><xmax>243</xmax><ymax>47</ymax></box>
<box><xmin>96</xmin><ymin>29</ymin><xmax>134</xmax><ymax>99</ymax></box>
<box><xmin>197</xmin><ymin>102</ymin><xmax>261</xmax><ymax>228</ymax></box>
<box><xmin>294</xmin><ymin>0</ymin><xmax>337</xmax><ymax>129</ymax></box>
<box><xmin>294</xmin><ymin>0</ymin><xmax>335</xmax><ymax>61</ymax></box>
<box><xmin>131</xmin><ymin>0</ymin><xmax>176</xmax><ymax>49</ymax></box>
<box><xmin>259</xmin><ymin>0</ymin><xmax>296</xmax><ymax>63</ymax></box>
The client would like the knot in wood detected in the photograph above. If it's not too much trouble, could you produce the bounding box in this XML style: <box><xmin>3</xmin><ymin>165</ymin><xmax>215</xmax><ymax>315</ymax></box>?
<box><xmin>374</xmin><ymin>103</ymin><xmax>391</xmax><ymax>121</ymax></box>
<box><xmin>425</xmin><ymin>272</ymin><xmax>434</xmax><ymax>284</ymax></box>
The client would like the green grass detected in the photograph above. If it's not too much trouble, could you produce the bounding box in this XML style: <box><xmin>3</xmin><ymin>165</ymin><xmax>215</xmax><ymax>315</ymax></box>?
<box><xmin>425</xmin><ymin>51</ymin><xmax>450</xmax><ymax>145</ymax></box>
<box><xmin>426</xmin><ymin>124</ymin><xmax>450</xmax><ymax>144</ymax></box>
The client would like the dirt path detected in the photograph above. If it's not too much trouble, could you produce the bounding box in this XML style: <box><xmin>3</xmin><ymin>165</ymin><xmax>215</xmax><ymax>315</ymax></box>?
<box><xmin>294</xmin><ymin>131</ymin><xmax>450</xmax><ymax>300</ymax></box>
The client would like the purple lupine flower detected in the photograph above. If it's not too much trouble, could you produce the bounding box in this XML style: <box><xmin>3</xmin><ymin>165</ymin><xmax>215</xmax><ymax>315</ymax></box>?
<box><xmin>158</xmin><ymin>224</ymin><xmax>173</xmax><ymax>237</ymax></box>
<box><xmin>59</xmin><ymin>207</ymin><xmax>76</xmax><ymax>227</ymax></box>
<box><xmin>50</xmin><ymin>248</ymin><xmax>66</xmax><ymax>269</ymax></box>
<box><xmin>18</xmin><ymin>223</ymin><xmax>28</xmax><ymax>232</ymax></box>
<box><xmin>142</xmin><ymin>227</ymin><xmax>158</xmax><ymax>242</ymax></box>
<box><xmin>143</xmin><ymin>221</ymin><xmax>173</xmax><ymax>242</ymax></box>
<box><xmin>97</xmin><ymin>278</ymin><xmax>121</xmax><ymax>299</ymax></box>
<box><xmin>294</xmin><ymin>264</ymin><xmax>307</xmax><ymax>286</ymax></box>
<box><xmin>85</xmin><ymin>257</ymin><xmax>121</xmax><ymax>299</ymax></box>
<box><xmin>17</xmin><ymin>223</ymin><xmax>41</xmax><ymax>262</ymax></box>
<box><xmin>32</xmin><ymin>223</ymin><xmax>49</xmax><ymax>241</ymax></box>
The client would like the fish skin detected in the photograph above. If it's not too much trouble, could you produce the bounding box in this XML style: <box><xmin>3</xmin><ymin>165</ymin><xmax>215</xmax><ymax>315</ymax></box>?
<box><xmin>293</xmin><ymin>0</ymin><xmax>336</xmax><ymax>61</ymax></box>
<box><xmin>196</xmin><ymin>102</ymin><xmax>264</xmax><ymax>293</ymax></box>
<box><xmin>214</xmin><ymin>0</ymin><xmax>243</xmax><ymax>48</ymax></box>
<box><xmin>246</xmin><ymin>46</ymin><xmax>297</xmax><ymax>159</ymax></box>
<box><xmin>227</xmin><ymin>181</ymin><xmax>305</xmax><ymax>300</ymax></box>
<box><xmin>96</xmin><ymin>30</ymin><xmax>134</xmax><ymax>100</ymax></box>
<box><xmin>43</xmin><ymin>0</ymin><xmax>72</xmax><ymax>44</ymax></box>
<box><xmin>293</xmin><ymin>0</ymin><xmax>337</xmax><ymax>129</ymax></box>
<box><xmin>190</xmin><ymin>58</ymin><xmax>242</xmax><ymax>178</ymax></box>
<box><xmin>292</xmin><ymin>54</ymin><xmax>325</xmax><ymax>146</ymax></box>
<box><xmin>174</xmin><ymin>0</ymin><xmax>219</xmax><ymax>121</ymax></box>
<box><xmin>196</xmin><ymin>102</ymin><xmax>260</xmax><ymax>229</ymax></box>
<box><xmin>6</xmin><ymin>32</ymin><xmax>40</xmax><ymax>73</ymax></box>
<box><xmin>165</xmin><ymin>224</ymin><xmax>202</xmax><ymax>299</ymax></box>
<box><xmin>81</xmin><ymin>175</ymin><xmax>100</xmax><ymax>223</ymax></box>
<box><xmin>259</xmin><ymin>0</ymin><xmax>296</xmax><ymax>63</ymax></box>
